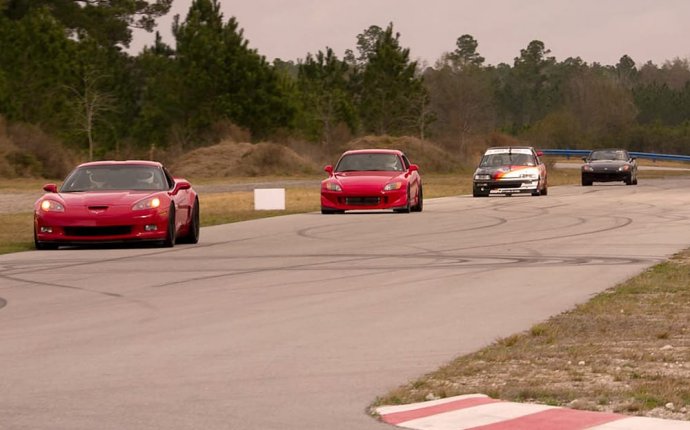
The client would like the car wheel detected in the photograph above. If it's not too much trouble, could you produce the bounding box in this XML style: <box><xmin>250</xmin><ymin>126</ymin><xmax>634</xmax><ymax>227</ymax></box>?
<box><xmin>179</xmin><ymin>198</ymin><xmax>200</xmax><ymax>244</ymax></box>
<box><xmin>34</xmin><ymin>230</ymin><xmax>57</xmax><ymax>250</ymax></box>
<box><xmin>581</xmin><ymin>176</ymin><xmax>592</xmax><ymax>186</ymax></box>
<box><xmin>625</xmin><ymin>174</ymin><xmax>633</xmax><ymax>185</ymax></box>
<box><xmin>473</xmin><ymin>187</ymin><xmax>488</xmax><ymax>197</ymax></box>
<box><xmin>412</xmin><ymin>185</ymin><xmax>423</xmax><ymax>212</ymax></box>
<box><xmin>162</xmin><ymin>205</ymin><xmax>176</xmax><ymax>247</ymax></box>
<box><xmin>321</xmin><ymin>207</ymin><xmax>336</xmax><ymax>214</ymax></box>
<box><xmin>633</xmin><ymin>177</ymin><xmax>638</xmax><ymax>185</ymax></box>
<box><xmin>394</xmin><ymin>187</ymin><xmax>412</xmax><ymax>213</ymax></box>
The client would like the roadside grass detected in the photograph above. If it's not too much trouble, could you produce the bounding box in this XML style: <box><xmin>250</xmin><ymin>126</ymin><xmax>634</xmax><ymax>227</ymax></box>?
<box><xmin>372</xmin><ymin>252</ymin><xmax>690</xmax><ymax>420</ymax></box>
<box><xmin>0</xmin><ymin>212</ymin><xmax>34</xmax><ymax>254</ymax></box>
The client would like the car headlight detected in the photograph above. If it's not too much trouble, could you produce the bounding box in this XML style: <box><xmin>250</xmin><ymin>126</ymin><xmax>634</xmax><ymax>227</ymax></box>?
<box><xmin>40</xmin><ymin>200</ymin><xmax>64</xmax><ymax>212</ymax></box>
<box><xmin>582</xmin><ymin>165</ymin><xmax>594</xmax><ymax>172</ymax></box>
<box><xmin>618</xmin><ymin>165</ymin><xmax>630</xmax><ymax>172</ymax></box>
<box><xmin>474</xmin><ymin>174</ymin><xmax>491</xmax><ymax>180</ymax></box>
<box><xmin>325</xmin><ymin>182</ymin><xmax>342</xmax><ymax>192</ymax></box>
<box><xmin>383</xmin><ymin>182</ymin><xmax>403</xmax><ymax>191</ymax></box>
<box><xmin>132</xmin><ymin>197</ymin><xmax>161</xmax><ymax>211</ymax></box>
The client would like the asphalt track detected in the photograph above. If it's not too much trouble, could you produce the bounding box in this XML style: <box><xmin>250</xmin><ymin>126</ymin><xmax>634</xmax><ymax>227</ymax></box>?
<box><xmin>2</xmin><ymin>178</ymin><xmax>690</xmax><ymax>430</ymax></box>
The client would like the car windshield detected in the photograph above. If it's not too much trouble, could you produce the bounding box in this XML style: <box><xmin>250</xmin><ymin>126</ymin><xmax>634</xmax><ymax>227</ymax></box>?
<box><xmin>590</xmin><ymin>150</ymin><xmax>628</xmax><ymax>161</ymax></box>
<box><xmin>480</xmin><ymin>153</ymin><xmax>535</xmax><ymax>167</ymax></box>
<box><xmin>60</xmin><ymin>165</ymin><xmax>169</xmax><ymax>192</ymax></box>
<box><xmin>335</xmin><ymin>153</ymin><xmax>403</xmax><ymax>172</ymax></box>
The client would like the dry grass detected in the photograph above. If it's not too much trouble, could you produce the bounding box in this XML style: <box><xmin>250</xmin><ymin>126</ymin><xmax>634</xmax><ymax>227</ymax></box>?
<box><xmin>373</xmin><ymin>252</ymin><xmax>690</xmax><ymax>421</ymax></box>
<box><xmin>200</xmin><ymin>188</ymin><xmax>320</xmax><ymax>226</ymax></box>
<box><xmin>0</xmin><ymin>212</ymin><xmax>34</xmax><ymax>253</ymax></box>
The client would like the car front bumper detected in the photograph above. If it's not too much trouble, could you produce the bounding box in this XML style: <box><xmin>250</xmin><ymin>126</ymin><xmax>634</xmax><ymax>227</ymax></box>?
<box><xmin>321</xmin><ymin>189</ymin><xmax>409</xmax><ymax>211</ymax></box>
<box><xmin>582</xmin><ymin>171</ymin><xmax>630</xmax><ymax>182</ymax></box>
<box><xmin>473</xmin><ymin>179</ymin><xmax>540</xmax><ymax>195</ymax></box>
<box><xmin>34</xmin><ymin>209</ymin><xmax>170</xmax><ymax>245</ymax></box>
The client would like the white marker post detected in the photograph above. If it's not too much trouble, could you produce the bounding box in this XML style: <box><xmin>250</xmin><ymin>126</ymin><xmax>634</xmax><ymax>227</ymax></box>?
<box><xmin>254</xmin><ymin>188</ymin><xmax>286</xmax><ymax>210</ymax></box>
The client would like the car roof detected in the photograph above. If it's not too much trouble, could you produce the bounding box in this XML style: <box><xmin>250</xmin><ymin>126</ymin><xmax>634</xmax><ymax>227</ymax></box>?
<box><xmin>340</xmin><ymin>149</ymin><xmax>404</xmax><ymax>156</ymax></box>
<box><xmin>76</xmin><ymin>160</ymin><xmax>163</xmax><ymax>168</ymax></box>
<box><xmin>590</xmin><ymin>148</ymin><xmax>629</xmax><ymax>153</ymax></box>
<box><xmin>484</xmin><ymin>146</ymin><xmax>536</xmax><ymax>151</ymax></box>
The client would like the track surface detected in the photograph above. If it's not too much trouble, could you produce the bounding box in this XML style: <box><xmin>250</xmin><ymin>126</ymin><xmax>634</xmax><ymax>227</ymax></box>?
<box><xmin>2</xmin><ymin>179</ymin><xmax>690</xmax><ymax>430</ymax></box>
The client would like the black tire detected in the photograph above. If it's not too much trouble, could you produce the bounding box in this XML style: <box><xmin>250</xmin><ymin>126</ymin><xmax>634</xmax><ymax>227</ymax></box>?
<box><xmin>624</xmin><ymin>174</ymin><xmax>633</xmax><ymax>185</ymax></box>
<box><xmin>411</xmin><ymin>186</ymin><xmax>423</xmax><ymax>212</ymax></box>
<box><xmin>473</xmin><ymin>187</ymin><xmax>488</xmax><ymax>197</ymax></box>
<box><xmin>162</xmin><ymin>205</ymin><xmax>176</xmax><ymax>247</ymax></box>
<box><xmin>321</xmin><ymin>207</ymin><xmax>336</xmax><ymax>214</ymax></box>
<box><xmin>633</xmin><ymin>177</ymin><xmax>638</xmax><ymax>185</ymax></box>
<box><xmin>581</xmin><ymin>176</ymin><xmax>592</xmax><ymax>186</ymax></box>
<box><xmin>394</xmin><ymin>187</ymin><xmax>412</xmax><ymax>213</ymax></box>
<box><xmin>533</xmin><ymin>181</ymin><xmax>547</xmax><ymax>196</ymax></box>
<box><xmin>34</xmin><ymin>230</ymin><xmax>57</xmax><ymax>250</ymax></box>
<box><xmin>178</xmin><ymin>199</ymin><xmax>200</xmax><ymax>244</ymax></box>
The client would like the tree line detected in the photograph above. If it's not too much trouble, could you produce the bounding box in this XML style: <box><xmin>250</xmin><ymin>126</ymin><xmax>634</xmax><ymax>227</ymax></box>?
<box><xmin>2</xmin><ymin>0</ymin><xmax>690</xmax><ymax>163</ymax></box>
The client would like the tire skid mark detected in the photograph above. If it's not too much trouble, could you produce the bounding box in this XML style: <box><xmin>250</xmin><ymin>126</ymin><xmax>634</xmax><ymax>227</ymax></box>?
<box><xmin>296</xmin><ymin>215</ymin><xmax>509</xmax><ymax>241</ymax></box>
<box><xmin>0</xmin><ymin>273</ymin><xmax>123</xmax><ymax>298</ymax></box>
<box><xmin>144</xmin><ymin>252</ymin><xmax>656</xmax><ymax>289</ymax></box>
<box><xmin>0</xmin><ymin>232</ymin><xmax>282</xmax><ymax>277</ymax></box>
<box><xmin>0</xmin><ymin>297</ymin><xmax>6</xmax><ymax>310</ymax></box>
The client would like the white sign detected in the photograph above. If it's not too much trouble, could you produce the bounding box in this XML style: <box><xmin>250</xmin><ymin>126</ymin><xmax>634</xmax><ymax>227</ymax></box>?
<box><xmin>254</xmin><ymin>188</ymin><xmax>286</xmax><ymax>210</ymax></box>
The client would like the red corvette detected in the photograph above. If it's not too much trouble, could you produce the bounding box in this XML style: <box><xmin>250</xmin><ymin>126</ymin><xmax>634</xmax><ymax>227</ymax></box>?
<box><xmin>321</xmin><ymin>149</ymin><xmax>423</xmax><ymax>214</ymax></box>
<box><xmin>34</xmin><ymin>160</ymin><xmax>200</xmax><ymax>249</ymax></box>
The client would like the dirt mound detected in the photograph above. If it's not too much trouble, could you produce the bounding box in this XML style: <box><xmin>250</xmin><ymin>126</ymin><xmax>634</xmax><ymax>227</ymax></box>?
<box><xmin>170</xmin><ymin>140</ymin><xmax>320</xmax><ymax>178</ymax></box>
<box><xmin>343</xmin><ymin>135</ymin><xmax>461</xmax><ymax>173</ymax></box>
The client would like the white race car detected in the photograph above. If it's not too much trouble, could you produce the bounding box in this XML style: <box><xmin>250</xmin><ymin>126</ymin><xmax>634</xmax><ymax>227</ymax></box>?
<box><xmin>472</xmin><ymin>146</ymin><xmax>548</xmax><ymax>197</ymax></box>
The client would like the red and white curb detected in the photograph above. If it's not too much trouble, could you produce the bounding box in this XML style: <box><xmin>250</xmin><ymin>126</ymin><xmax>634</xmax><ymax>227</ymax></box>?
<box><xmin>376</xmin><ymin>394</ymin><xmax>690</xmax><ymax>429</ymax></box>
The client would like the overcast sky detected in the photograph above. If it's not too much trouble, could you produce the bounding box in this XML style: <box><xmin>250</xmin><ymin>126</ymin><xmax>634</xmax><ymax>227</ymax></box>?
<box><xmin>132</xmin><ymin>0</ymin><xmax>690</xmax><ymax>67</ymax></box>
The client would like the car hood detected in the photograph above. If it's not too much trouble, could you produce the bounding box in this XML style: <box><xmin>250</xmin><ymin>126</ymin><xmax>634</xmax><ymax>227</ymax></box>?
<box><xmin>332</xmin><ymin>171</ymin><xmax>404</xmax><ymax>185</ymax></box>
<box><xmin>586</xmin><ymin>160</ymin><xmax>629</xmax><ymax>168</ymax></box>
<box><xmin>474</xmin><ymin>165</ymin><xmax>539</xmax><ymax>180</ymax></box>
<box><xmin>54</xmin><ymin>191</ymin><xmax>161</xmax><ymax>207</ymax></box>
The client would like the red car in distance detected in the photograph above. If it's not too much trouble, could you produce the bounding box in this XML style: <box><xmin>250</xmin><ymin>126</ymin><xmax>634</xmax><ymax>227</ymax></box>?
<box><xmin>321</xmin><ymin>149</ymin><xmax>423</xmax><ymax>214</ymax></box>
<box><xmin>34</xmin><ymin>160</ymin><xmax>200</xmax><ymax>249</ymax></box>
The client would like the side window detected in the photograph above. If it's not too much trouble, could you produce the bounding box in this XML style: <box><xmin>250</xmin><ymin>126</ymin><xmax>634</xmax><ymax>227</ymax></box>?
<box><xmin>162</xmin><ymin>167</ymin><xmax>175</xmax><ymax>189</ymax></box>
<box><xmin>401</xmin><ymin>155</ymin><xmax>411</xmax><ymax>169</ymax></box>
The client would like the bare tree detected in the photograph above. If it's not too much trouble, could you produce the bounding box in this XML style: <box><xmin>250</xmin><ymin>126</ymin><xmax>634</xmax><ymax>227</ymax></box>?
<box><xmin>66</xmin><ymin>69</ymin><xmax>115</xmax><ymax>160</ymax></box>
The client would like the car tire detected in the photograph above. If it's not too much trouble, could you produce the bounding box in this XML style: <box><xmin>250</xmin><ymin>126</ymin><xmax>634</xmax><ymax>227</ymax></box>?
<box><xmin>34</xmin><ymin>230</ymin><xmax>57</xmax><ymax>250</ymax></box>
<box><xmin>473</xmin><ymin>187</ymin><xmax>488</xmax><ymax>197</ymax></box>
<box><xmin>394</xmin><ymin>187</ymin><xmax>412</xmax><ymax>213</ymax></box>
<box><xmin>162</xmin><ymin>205</ymin><xmax>176</xmax><ymax>247</ymax></box>
<box><xmin>581</xmin><ymin>177</ymin><xmax>592</xmax><ymax>186</ymax></box>
<box><xmin>178</xmin><ymin>198</ymin><xmax>200</xmax><ymax>244</ymax></box>
<box><xmin>625</xmin><ymin>175</ymin><xmax>633</xmax><ymax>185</ymax></box>
<box><xmin>633</xmin><ymin>177</ymin><xmax>638</xmax><ymax>185</ymax></box>
<box><xmin>412</xmin><ymin>185</ymin><xmax>423</xmax><ymax>212</ymax></box>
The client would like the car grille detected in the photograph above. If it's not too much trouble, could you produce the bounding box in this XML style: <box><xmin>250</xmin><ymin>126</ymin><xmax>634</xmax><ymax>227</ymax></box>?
<box><xmin>488</xmin><ymin>181</ymin><xmax>524</xmax><ymax>189</ymax></box>
<box><xmin>64</xmin><ymin>226</ymin><xmax>132</xmax><ymax>237</ymax></box>
<box><xmin>344</xmin><ymin>197</ymin><xmax>381</xmax><ymax>206</ymax></box>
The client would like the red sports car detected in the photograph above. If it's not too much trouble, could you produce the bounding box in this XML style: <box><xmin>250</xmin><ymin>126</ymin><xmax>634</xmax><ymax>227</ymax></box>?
<box><xmin>321</xmin><ymin>149</ymin><xmax>423</xmax><ymax>214</ymax></box>
<box><xmin>34</xmin><ymin>160</ymin><xmax>200</xmax><ymax>249</ymax></box>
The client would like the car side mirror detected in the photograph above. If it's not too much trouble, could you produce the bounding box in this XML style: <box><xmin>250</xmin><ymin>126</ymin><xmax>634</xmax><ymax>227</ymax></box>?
<box><xmin>408</xmin><ymin>164</ymin><xmax>419</xmax><ymax>172</ymax></box>
<box><xmin>630</xmin><ymin>157</ymin><xmax>636</xmax><ymax>161</ymax></box>
<box><xmin>324</xmin><ymin>165</ymin><xmax>333</xmax><ymax>175</ymax></box>
<box><xmin>43</xmin><ymin>183</ymin><xmax>58</xmax><ymax>193</ymax></box>
<box><xmin>172</xmin><ymin>180</ymin><xmax>191</xmax><ymax>195</ymax></box>
<box><xmin>582</xmin><ymin>157</ymin><xmax>588</xmax><ymax>162</ymax></box>
<box><xmin>536</xmin><ymin>151</ymin><xmax>544</xmax><ymax>157</ymax></box>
